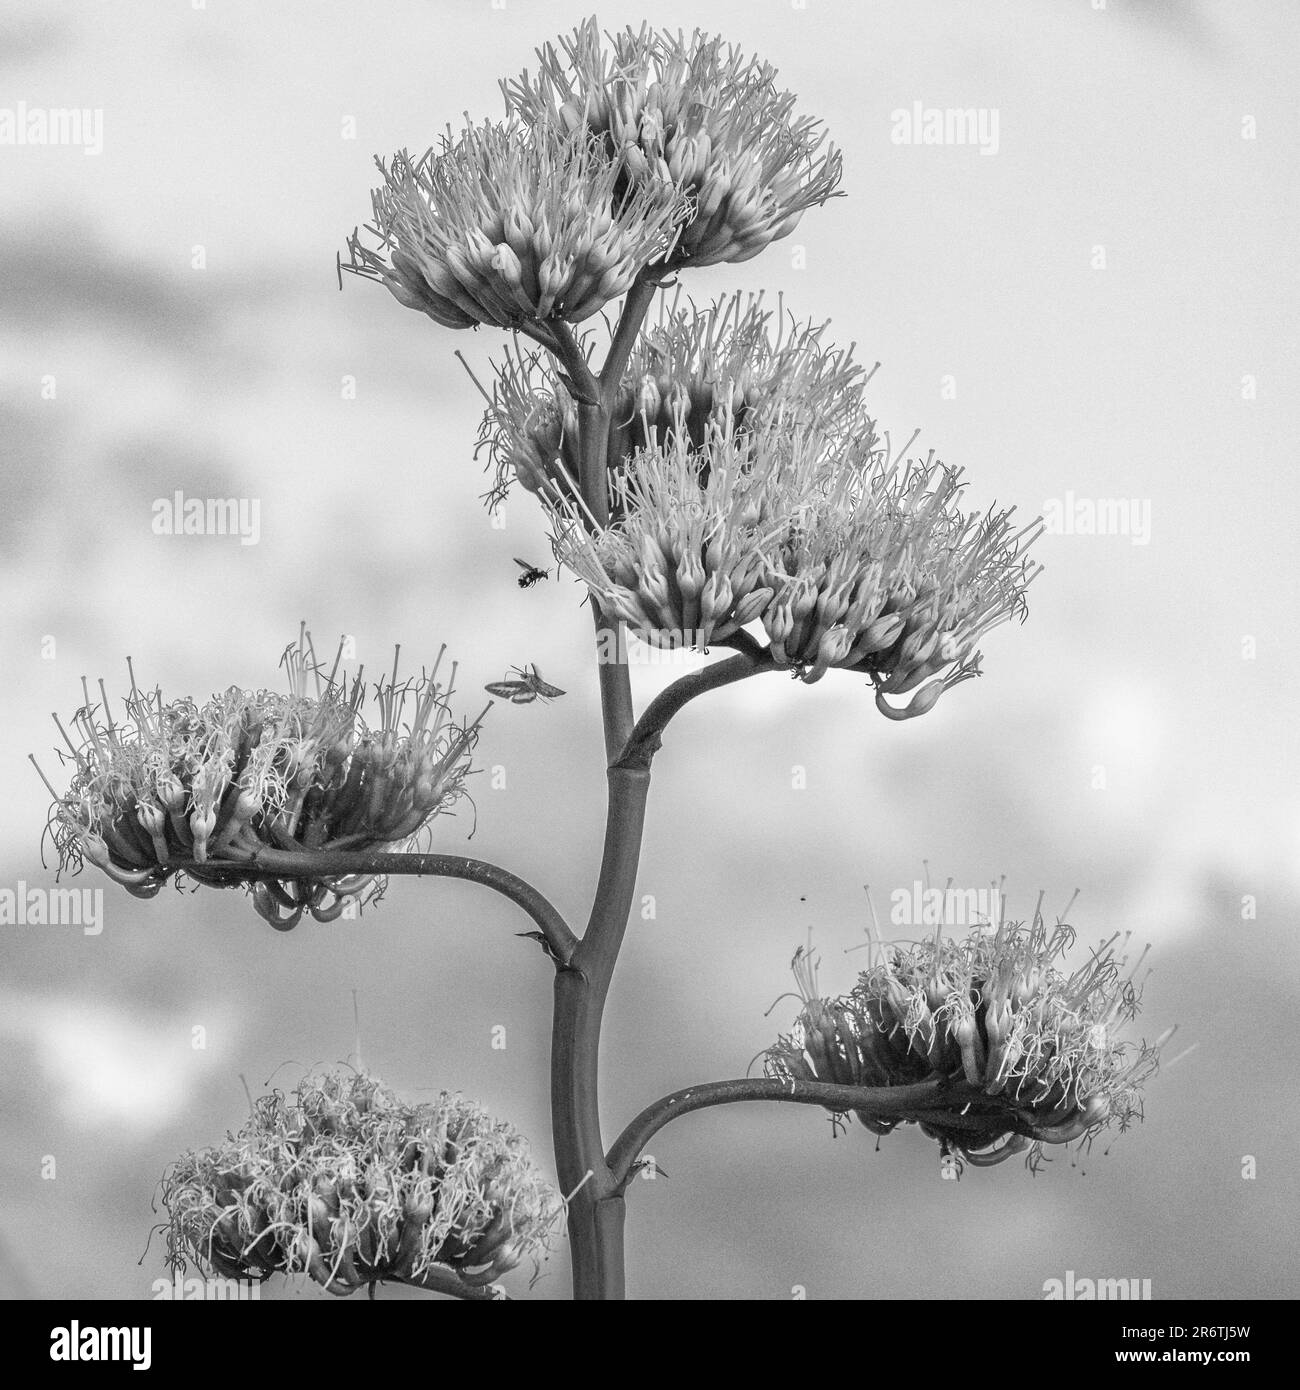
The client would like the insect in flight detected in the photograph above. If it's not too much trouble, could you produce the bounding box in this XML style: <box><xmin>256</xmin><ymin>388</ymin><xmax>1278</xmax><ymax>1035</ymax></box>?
<box><xmin>513</xmin><ymin>558</ymin><xmax>550</xmax><ymax>589</ymax></box>
<box><xmin>484</xmin><ymin>664</ymin><xmax>566</xmax><ymax>704</ymax></box>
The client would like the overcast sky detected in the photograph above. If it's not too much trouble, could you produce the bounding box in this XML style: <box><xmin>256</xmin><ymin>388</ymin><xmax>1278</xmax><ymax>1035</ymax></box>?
<box><xmin>1</xmin><ymin>0</ymin><xmax>1297</xmax><ymax>1300</ymax></box>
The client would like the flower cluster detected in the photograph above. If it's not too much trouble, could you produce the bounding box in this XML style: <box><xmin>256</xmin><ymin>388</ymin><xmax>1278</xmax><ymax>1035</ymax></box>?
<box><xmin>555</xmin><ymin>415</ymin><xmax>1041</xmax><ymax>718</ymax></box>
<box><xmin>764</xmin><ymin>896</ymin><xmax>1167</xmax><ymax>1171</ymax></box>
<box><xmin>503</xmin><ymin>19</ymin><xmax>842</xmax><ymax>267</ymax></box>
<box><xmin>36</xmin><ymin>629</ymin><xmax>485</xmax><ymax>927</ymax></box>
<box><xmin>477</xmin><ymin>291</ymin><xmax>867</xmax><ymax>509</ymax></box>
<box><xmin>344</xmin><ymin>119</ymin><xmax>689</xmax><ymax>330</ymax></box>
<box><xmin>159</xmin><ymin>1070</ymin><xmax>563</xmax><ymax>1297</ymax></box>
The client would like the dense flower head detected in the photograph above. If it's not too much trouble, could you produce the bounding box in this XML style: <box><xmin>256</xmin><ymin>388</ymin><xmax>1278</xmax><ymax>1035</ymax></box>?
<box><xmin>36</xmin><ymin>628</ymin><xmax>485</xmax><ymax>927</ymax></box>
<box><xmin>477</xmin><ymin>290</ymin><xmax>867</xmax><ymax>509</ymax></box>
<box><xmin>344</xmin><ymin>119</ymin><xmax>689</xmax><ymax>329</ymax></box>
<box><xmin>557</xmin><ymin>420</ymin><xmax>782</xmax><ymax>649</ymax></box>
<box><xmin>554</xmin><ymin>414</ymin><xmax>1041</xmax><ymax>718</ymax></box>
<box><xmin>759</xmin><ymin>450</ymin><xmax>1042</xmax><ymax>715</ymax></box>
<box><xmin>503</xmin><ymin>18</ymin><xmax>843</xmax><ymax>268</ymax></box>
<box><xmin>764</xmin><ymin>894</ymin><xmax>1168</xmax><ymax>1171</ymax></box>
<box><xmin>159</xmin><ymin>1070</ymin><xmax>563</xmax><ymax>1296</ymax></box>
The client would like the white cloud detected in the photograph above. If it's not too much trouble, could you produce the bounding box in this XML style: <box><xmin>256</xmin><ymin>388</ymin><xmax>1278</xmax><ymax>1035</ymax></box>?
<box><xmin>0</xmin><ymin>987</ymin><xmax>235</xmax><ymax>1134</ymax></box>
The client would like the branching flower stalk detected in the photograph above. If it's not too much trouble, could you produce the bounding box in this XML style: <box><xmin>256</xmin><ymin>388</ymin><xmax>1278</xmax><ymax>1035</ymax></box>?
<box><xmin>36</xmin><ymin>17</ymin><xmax>1171</xmax><ymax>1302</ymax></box>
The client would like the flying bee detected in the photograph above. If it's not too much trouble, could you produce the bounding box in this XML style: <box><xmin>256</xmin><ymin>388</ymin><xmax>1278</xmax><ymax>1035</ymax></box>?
<box><xmin>484</xmin><ymin>664</ymin><xmax>565</xmax><ymax>704</ymax></box>
<box><xmin>513</xmin><ymin>558</ymin><xmax>550</xmax><ymax>589</ymax></box>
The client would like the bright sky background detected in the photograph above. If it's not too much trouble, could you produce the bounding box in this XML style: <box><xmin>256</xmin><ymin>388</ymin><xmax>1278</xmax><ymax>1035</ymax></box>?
<box><xmin>1</xmin><ymin>0</ymin><xmax>1297</xmax><ymax>1300</ymax></box>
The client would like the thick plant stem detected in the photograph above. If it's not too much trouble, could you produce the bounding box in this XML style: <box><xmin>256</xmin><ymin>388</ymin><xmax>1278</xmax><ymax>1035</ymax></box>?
<box><xmin>552</xmin><ymin>276</ymin><xmax>687</xmax><ymax>1299</ymax></box>
<box><xmin>600</xmin><ymin>273</ymin><xmax>660</xmax><ymax>404</ymax></box>
<box><xmin>552</xmin><ymin>765</ymin><xmax>649</xmax><ymax>1299</ymax></box>
<box><xmin>552</xmin><ymin>284</ymin><xmax>660</xmax><ymax>1298</ymax></box>
<box><xmin>576</xmin><ymin>396</ymin><xmax>634</xmax><ymax>766</ymax></box>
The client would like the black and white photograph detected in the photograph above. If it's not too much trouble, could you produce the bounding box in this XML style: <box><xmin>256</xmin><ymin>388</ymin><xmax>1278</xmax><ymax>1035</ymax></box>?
<box><xmin>1</xmin><ymin>0</ymin><xmax>1295</xmax><ymax>1349</ymax></box>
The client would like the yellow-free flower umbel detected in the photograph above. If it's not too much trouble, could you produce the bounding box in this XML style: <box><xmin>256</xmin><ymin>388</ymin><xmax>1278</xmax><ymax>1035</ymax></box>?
<box><xmin>503</xmin><ymin>19</ymin><xmax>843</xmax><ymax>268</ymax></box>
<box><xmin>756</xmin><ymin>448</ymin><xmax>1043</xmax><ymax>716</ymax></box>
<box><xmin>478</xmin><ymin>291</ymin><xmax>867</xmax><ymax>509</ymax></box>
<box><xmin>765</xmin><ymin>894</ymin><xmax>1169</xmax><ymax>1171</ymax></box>
<box><xmin>344</xmin><ymin>119</ymin><xmax>689</xmax><ymax>329</ymax></box>
<box><xmin>160</xmin><ymin>1070</ymin><xmax>563</xmax><ymax>1297</ymax></box>
<box><xmin>553</xmin><ymin>409</ymin><xmax>1041</xmax><ymax>719</ymax></box>
<box><xmin>35</xmin><ymin>629</ymin><xmax>485</xmax><ymax>928</ymax></box>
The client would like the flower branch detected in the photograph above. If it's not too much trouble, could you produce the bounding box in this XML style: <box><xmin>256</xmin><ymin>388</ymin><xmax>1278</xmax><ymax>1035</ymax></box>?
<box><xmin>598</xmin><ymin>271</ymin><xmax>663</xmax><ymax>405</ymax></box>
<box><xmin>170</xmin><ymin>849</ymin><xmax>576</xmax><ymax>964</ymax></box>
<box><xmin>613</xmin><ymin>646</ymin><xmax>779</xmax><ymax>772</ymax></box>
<box><xmin>513</xmin><ymin>318</ymin><xmax>562</xmax><ymax>356</ymax></box>
<box><xmin>549</xmin><ymin>320</ymin><xmax>600</xmax><ymax>404</ymax></box>
<box><xmin>606</xmin><ymin>1076</ymin><xmax>968</xmax><ymax>1190</ymax></box>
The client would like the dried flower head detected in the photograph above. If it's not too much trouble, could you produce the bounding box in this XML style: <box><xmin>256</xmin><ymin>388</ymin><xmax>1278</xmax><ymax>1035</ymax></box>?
<box><xmin>477</xmin><ymin>290</ymin><xmax>867</xmax><ymax>510</ymax></box>
<box><xmin>158</xmin><ymin>1070</ymin><xmax>563</xmax><ymax>1297</ymax></box>
<box><xmin>344</xmin><ymin>119</ymin><xmax>688</xmax><ymax>329</ymax></box>
<box><xmin>764</xmin><ymin>893</ymin><xmax>1169</xmax><ymax>1172</ymax></box>
<box><xmin>503</xmin><ymin>19</ymin><xmax>843</xmax><ymax>268</ymax></box>
<box><xmin>34</xmin><ymin>627</ymin><xmax>485</xmax><ymax>927</ymax></box>
<box><xmin>554</xmin><ymin>413</ymin><xmax>1041</xmax><ymax>717</ymax></box>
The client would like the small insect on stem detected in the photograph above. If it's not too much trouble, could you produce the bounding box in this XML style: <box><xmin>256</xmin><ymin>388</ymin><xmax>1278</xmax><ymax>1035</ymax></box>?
<box><xmin>513</xmin><ymin>558</ymin><xmax>550</xmax><ymax>589</ymax></box>
<box><xmin>484</xmin><ymin>664</ymin><xmax>565</xmax><ymax>705</ymax></box>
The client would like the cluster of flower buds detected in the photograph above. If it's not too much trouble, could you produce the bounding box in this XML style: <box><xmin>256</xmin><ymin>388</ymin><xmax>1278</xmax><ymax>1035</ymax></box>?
<box><xmin>476</xmin><ymin>291</ymin><xmax>867</xmax><ymax>510</ymax></box>
<box><xmin>757</xmin><ymin>450</ymin><xmax>1042</xmax><ymax>716</ymax></box>
<box><xmin>344</xmin><ymin>119</ymin><xmax>689</xmax><ymax>329</ymax></box>
<box><xmin>503</xmin><ymin>19</ymin><xmax>842</xmax><ymax>268</ymax></box>
<box><xmin>35</xmin><ymin>628</ymin><xmax>485</xmax><ymax>927</ymax></box>
<box><xmin>555</xmin><ymin>422</ymin><xmax>780</xmax><ymax>651</ymax></box>
<box><xmin>764</xmin><ymin>893</ymin><xmax>1168</xmax><ymax>1170</ymax></box>
<box><xmin>554</xmin><ymin>408</ymin><xmax>1041</xmax><ymax>717</ymax></box>
<box><xmin>160</xmin><ymin>1070</ymin><xmax>563</xmax><ymax>1297</ymax></box>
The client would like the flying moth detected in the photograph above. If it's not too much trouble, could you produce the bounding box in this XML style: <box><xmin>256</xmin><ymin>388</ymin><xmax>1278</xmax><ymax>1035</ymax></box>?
<box><xmin>484</xmin><ymin>664</ymin><xmax>565</xmax><ymax>704</ymax></box>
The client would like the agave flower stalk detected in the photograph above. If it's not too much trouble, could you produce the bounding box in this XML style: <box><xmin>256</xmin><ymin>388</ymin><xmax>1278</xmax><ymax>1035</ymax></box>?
<box><xmin>503</xmin><ymin>18</ymin><xmax>843</xmax><ymax>268</ymax></box>
<box><xmin>159</xmin><ymin>1070</ymin><xmax>563</xmax><ymax>1299</ymax></box>
<box><xmin>61</xmin><ymin>16</ymin><xmax>1156</xmax><ymax>1305</ymax></box>
<box><xmin>331</xmin><ymin>18</ymin><xmax>1073</xmax><ymax>1300</ymax></box>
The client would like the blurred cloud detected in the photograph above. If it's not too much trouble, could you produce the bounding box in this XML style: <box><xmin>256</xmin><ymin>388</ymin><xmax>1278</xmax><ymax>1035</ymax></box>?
<box><xmin>0</xmin><ymin>222</ymin><xmax>207</xmax><ymax>337</ymax></box>
<box><xmin>0</xmin><ymin>985</ymin><xmax>238</xmax><ymax>1135</ymax></box>
<box><xmin>1111</xmin><ymin>0</ymin><xmax>1221</xmax><ymax>54</ymax></box>
<box><xmin>0</xmin><ymin>12</ymin><xmax>69</xmax><ymax>70</ymax></box>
